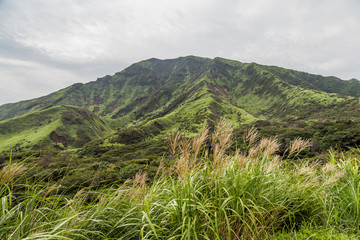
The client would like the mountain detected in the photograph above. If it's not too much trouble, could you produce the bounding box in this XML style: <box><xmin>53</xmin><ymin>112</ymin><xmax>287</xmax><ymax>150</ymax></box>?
<box><xmin>1</xmin><ymin>56</ymin><xmax>359</xmax><ymax>126</ymax></box>
<box><xmin>2</xmin><ymin>55</ymin><xmax>360</xmax><ymax>188</ymax></box>
<box><xmin>0</xmin><ymin>105</ymin><xmax>113</xmax><ymax>153</ymax></box>
<box><xmin>1</xmin><ymin>56</ymin><xmax>360</xmax><ymax>153</ymax></box>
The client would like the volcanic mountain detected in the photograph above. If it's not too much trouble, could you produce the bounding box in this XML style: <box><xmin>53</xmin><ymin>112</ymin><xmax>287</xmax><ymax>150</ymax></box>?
<box><xmin>1</xmin><ymin>56</ymin><xmax>360</xmax><ymax>152</ymax></box>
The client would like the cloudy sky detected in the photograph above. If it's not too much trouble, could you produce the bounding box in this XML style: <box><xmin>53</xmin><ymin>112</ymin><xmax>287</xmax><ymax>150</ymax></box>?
<box><xmin>0</xmin><ymin>0</ymin><xmax>359</xmax><ymax>105</ymax></box>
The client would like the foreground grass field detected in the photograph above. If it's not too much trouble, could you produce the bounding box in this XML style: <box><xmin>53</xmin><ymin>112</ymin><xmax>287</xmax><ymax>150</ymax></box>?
<box><xmin>1</xmin><ymin>121</ymin><xmax>360</xmax><ymax>239</ymax></box>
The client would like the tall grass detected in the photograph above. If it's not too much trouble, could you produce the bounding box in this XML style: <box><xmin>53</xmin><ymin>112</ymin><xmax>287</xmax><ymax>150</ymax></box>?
<box><xmin>1</xmin><ymin>122</ymin><xmax>360</xmax><ymax>239</ymax></box>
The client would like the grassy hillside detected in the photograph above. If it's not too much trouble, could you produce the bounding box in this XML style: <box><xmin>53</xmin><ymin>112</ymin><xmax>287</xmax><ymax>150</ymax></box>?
<box><xmin>203</xmin><ymin>58</ymin><xmax>360</xmax><ymax>121</ymax></box>
<box><xmin>2</xmin><ymin>122</ymin><xmax>360</xmax><ymax>239</ymax></box>
<box><xmin>0</xmin><ymin>105</ymin><xmax>113</xmax><ymax>153</ymax></box>
<box><xmin>260</xmin><ymin>64</ymin><xmax>360</xmax><ymax>97</ymax></box>
<box><xmin>1</xmin><ymin>56</ymin><xmax>359</xmax><ymax>125</ymax></box>
<box><xmin>1</xmin><ymin>56</ymin><xmax>360</xmax><ymax>180</ymax></box>
<box><xmin>3</xmin><ymin>56</ymin><xmax>360</xmax><ymax>238</ymax></box>
<box><xmin>0</xmin><ymin>56</ymin><xmax>212</xmax><ymax>124</ymax></box>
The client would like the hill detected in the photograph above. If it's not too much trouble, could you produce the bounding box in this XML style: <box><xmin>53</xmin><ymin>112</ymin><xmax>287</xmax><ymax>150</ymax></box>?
<box><xmin>3</xmin><ymin>122</ymin><xmax>360</xmax><ymax>239</ymax></box>
<box><xmin>0</xmin><ymin>105</ymin><xmax>113</xmax><ymax>153</ymax></box>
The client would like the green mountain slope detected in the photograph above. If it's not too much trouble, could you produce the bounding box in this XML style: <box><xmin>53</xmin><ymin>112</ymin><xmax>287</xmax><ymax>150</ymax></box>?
<box><xmin>207</xmin><ymin>58</ymin><xmax>360</xmax><ymax>121</ymax></box>
<box><xmin>2</xmin><ymin>56</ymin><xmax>360</xmax><ymax>188</ymax></box>
<box><xmin>1</xmin><ymin>56</ymin><xmax>359</xmax><ymax>125</ymax></box>
<box><xmin>1</xmin><ymin>56</ymin><xmax>360</xmax><ymax>154</ymax></box>
<box><xmin>0</xmin><ymin>57</ymin><xmax>211</xmax><ymax>124</ymax></box>
<box><xmin>259</xmin><ymin>64</ymin><xmax>360</xmax><ymax>97</ymax></box>
<box><xmin>0</xmin><ymin>105</ymin><xmax>113</xmax><ymax>153</ymax></box>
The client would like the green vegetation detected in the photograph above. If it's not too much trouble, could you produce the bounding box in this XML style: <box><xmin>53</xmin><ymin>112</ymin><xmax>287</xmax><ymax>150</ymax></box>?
<box><xmin>2</xmin><ymin>122</ymin><xmax>360</xmax><ymax>239</ymax></box>
<box><xmin>1</xmin><ymin>56</ymin><xmax>360</xmax><ymax>155</ymax></box>
<box><xmin>1</xmin><ymin>56</ymin><xmax>360</xmax><ymax>123</ymax></box>
<box><xmin>2</xmin><ymin>56</ymin><xmax>360</xmax><ymax>238</ymax></box>
<box><xmin>1</xmin><ymin>56</ymin><xmax>360</xmax><ymax>200</ymax></box>
<box><xmin>0</xmin><ymin>105</ymin><xmax>113</xmax><ymax>153</ymax></box>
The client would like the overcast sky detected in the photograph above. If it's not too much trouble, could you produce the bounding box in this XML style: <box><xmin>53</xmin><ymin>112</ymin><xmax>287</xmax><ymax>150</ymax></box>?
<box><xmin>0</xmin><ymin>0</ymin><xmax>359</xmax><ymax>105</ymax></box>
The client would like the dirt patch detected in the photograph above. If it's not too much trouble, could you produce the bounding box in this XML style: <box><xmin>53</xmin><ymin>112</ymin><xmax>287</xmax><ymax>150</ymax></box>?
<box><xmin>214</xmin><ymin>86</ymin><xmax>228</xmax><ymax>97</ymax></box>
<box><xmin>50</xmin><ymin>131</ymin><xmax>68</xmax><ymax>147</ymax></box>
<box><xmin>93</xmin><ymin>96</ymin><xmax>103</xmax><ymax>105</ymax></box>
<box><xmin>151</xmin><ymin>85</ymin><xmax>157</xmax><ymax>94</ymax></box>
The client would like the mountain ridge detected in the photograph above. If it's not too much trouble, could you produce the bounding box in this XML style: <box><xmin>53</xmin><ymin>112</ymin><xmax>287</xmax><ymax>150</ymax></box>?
<box><xmin>1</xmin><ymin>56</ymin><xmax>360</xmax><ymax>153</ymax></box>
<box><xmin>3</xmin><ymin>56</ymin><xmax>360</xmax><ymax>190</ymax></box>
<box><xmin>0</xmin><ymin>105</ymin><xmax>113</xmax><ymax>153</ymax></box>
<box><xmin>1</xmin><ymin>56</ymin><xmax>359</xmax><ymax>122</ymax></box>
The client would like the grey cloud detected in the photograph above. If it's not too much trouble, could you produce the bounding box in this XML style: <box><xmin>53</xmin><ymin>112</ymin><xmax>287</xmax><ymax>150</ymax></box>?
<box><xmin>0</xmin><ymin>0</ymin><xmax>359</xmax><ymax>105</ymax></box>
